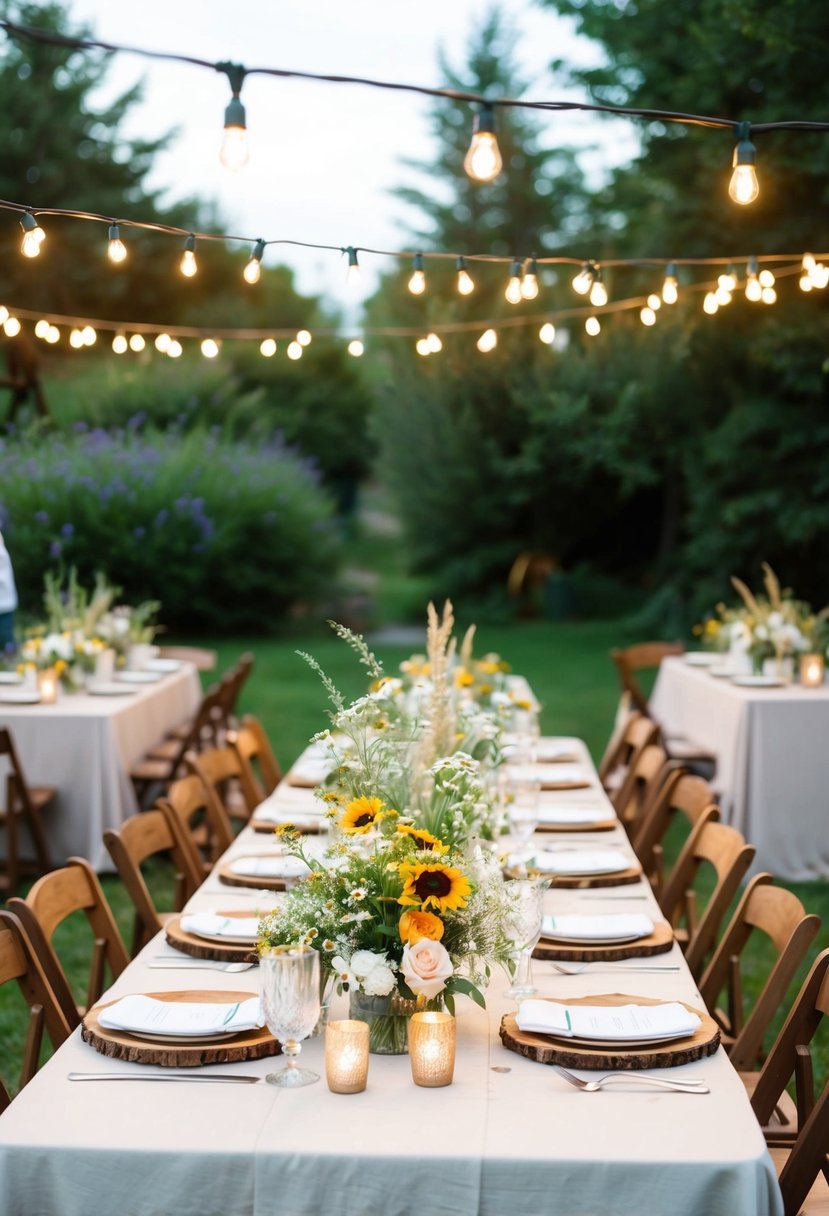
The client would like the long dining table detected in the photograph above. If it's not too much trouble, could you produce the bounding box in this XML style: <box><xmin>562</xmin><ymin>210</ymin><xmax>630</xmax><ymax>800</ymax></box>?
<box><xmin>0</xmin><ymin>736</ymin><xmax>783</xmax><ymax>1216</ymax></box>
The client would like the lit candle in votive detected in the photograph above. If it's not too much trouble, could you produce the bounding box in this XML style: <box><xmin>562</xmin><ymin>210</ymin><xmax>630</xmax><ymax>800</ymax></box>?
<box><xmin>325</xmin><ymin>1019</ymin><xmax>369</xmax><ymax>1094</ymax></box>
<box><xmin>408</xmin><ymin>1012</ymin><xmax>456</xmax><ymax>1087</ymax></box>
<box><xmin>37</xmin><ymin>668</ymin><xmax>59</xmax><ymax>704</ymax></box>
<box><xmin>800</xmin><ymin>654</ymin><xmax>825</xmax><ymax>689</ymax></box>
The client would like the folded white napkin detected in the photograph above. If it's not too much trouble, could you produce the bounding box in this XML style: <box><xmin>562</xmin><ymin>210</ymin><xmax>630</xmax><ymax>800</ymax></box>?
<box><xmin>253</xmin><ymin>790</ymin><xmax>326</xmax><ymax>824</ymax></box>
<box><xmin>523</xmin><ymin>849</ymin><xmax>630</xmax><ymax>876</ymax></box>
<box><xmin>541</xmin><ymin>913</ymin><xmax>654</xmax><ymax>941</ymax></box>
<box><xmin>534</xmin><ymin>738</ymin><xmax>581</xmax><ymax>762</ymax></box>
<box><xmin>507</xmin><ymin>763</ymin><xmax>591</xmax><ymax>787</ymax></box>
<box><xmin>537</xmin><ymin>805</ymin><xmax>613</xmax><ymax>826</ymax></box>
<box><xmin>99</xmin><ymin>994</ymin><xmax>263</xmax><ymax>1036</ymax></box>
<box><xmin>286</xmin><ymin>757</ymin><xmax>331</xmax><ymax>786</ymax></box>
<box><xmin>180</xmin><ymin>913</ymin><xmax>260</xmax><ymax>940</ymax></box>
<box><xmin>516</xmin><ymin>999</ymin><xmax>700</xmax><ymax>1042</ymax></box>
<box><xmin>229</xmin><ymin>855</ymin><xmax>309</xmax><ymax>879</ymax></box>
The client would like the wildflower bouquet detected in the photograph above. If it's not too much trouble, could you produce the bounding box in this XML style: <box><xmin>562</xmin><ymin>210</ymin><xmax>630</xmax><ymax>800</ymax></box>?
<box><xmin>730</xmin><ymin>565</ymin><xmax>818</xmax><ymax>668</ymax></box>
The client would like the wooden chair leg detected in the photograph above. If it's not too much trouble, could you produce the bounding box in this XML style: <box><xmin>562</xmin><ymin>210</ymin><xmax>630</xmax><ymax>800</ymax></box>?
<box><xmin>25</xmin><ymin>801</ymin><xmax>53</xmax><ymax>873</ymax></box>
<box><xmin>5</xmin><ymin>776</ymin><xmax>19</xmax><ymax>894</ymax></box>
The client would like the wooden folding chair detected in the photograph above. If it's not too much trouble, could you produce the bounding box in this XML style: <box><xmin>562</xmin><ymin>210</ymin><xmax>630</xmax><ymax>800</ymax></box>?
<box><xmin>103</xmin><ymin>808</ymin><xmax>204</xmax><ymax>956</ymax></box>
<box><xmin>129</xmin><ymin>685</ymin><xmax>222</xmax><ymax>805</ymax></box>
<box><xmin>631</xmin><ymin>771</ymin><xmax>719</xmax><ymax>897</ymax></box>
<box><xmin>0</xmin><ymin>908</ymin><xmax>72</xmax><ymax>1113</ymax></box>
<box><xmin>658</xmin><ymin>818</ymin><xmax>755</xmax><ymax>978</ymax></box>
<box><xmin>611</xmin><ymin>642</ymin><xmax>716</xmax><ymax>771</ymax></box>
<box><xmin>156</xmin><ymin>645</ymin><xmax>217</xmax><ymax>672</ymax></box>
<box><xmin>185</xmin><ymin>745</ymin><xmax>254</xmax><ymax>825</ymax></box>
<box><xmin>227</xmin><ymin>715</ymin><xmax>283</xmax><ymax>807</ymax></box>
<box><xmin>215</xmin><ymin>652</ymin><xmax>254</xmax><ymax>734</ymax></box>
<box><xmin>751</xmin><ymin>950</ymin><xmax>829</xmax><ymax>1214</ymax></box>
<box><xmin>158</xmin><ymin>770</ymin><xmax>234</xmax><ymax>875</ymax></box>
<box><xmin>598</xmin><ymin>710</ymin><xmax>659</xmax><ymax>796</ymax></box>
<box><xmin>612</xmin><ymin>742</ymin><xmax>671</xmax><ymax>834</ymax></box>
<box><xmin>7</xmin><ymin>856</ymin><xmax>129</xmax><ymax>1027</ymax></box>
<box><xmin>699</xmin><ymin>874</ymin><xmax>820</xmax><ymax>1072</ymax></box>
<box><xmin>0</xmin><ymin>725</ymin><xmax>58</xmax><ymax>894</ymax></box>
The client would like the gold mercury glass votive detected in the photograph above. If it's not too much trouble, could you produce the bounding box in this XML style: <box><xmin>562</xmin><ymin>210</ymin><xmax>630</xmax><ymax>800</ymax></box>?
<box><xmin>324</xmin><ymin>1019</ymin><xmax>369</xmax><ymax>1094</ymax></box>
<box><xmin>37</xmin><ymin>667</ymin><xmax>59</xmax><ymax>704</ymax></box>
<box><xmin>408</xmin><ymin>1011</ymin><xmax>456</xmax><ymax>1088</ymax></box>
<box><xmin>800</xmin><ymin>653</ymin><xmax>825</xmax><ymax>688</ymax></box>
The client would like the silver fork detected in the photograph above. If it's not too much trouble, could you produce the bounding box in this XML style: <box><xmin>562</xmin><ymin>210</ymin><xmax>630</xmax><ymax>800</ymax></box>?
<box><xmin>550</xmin><ymin>962</ymin><xmax>680</xmax><ymax>975</ymax></box>
<box><xmin>553</xmin><ymin>1064</ymin><xmax>709</xmax><ymax>1093</ymax></box>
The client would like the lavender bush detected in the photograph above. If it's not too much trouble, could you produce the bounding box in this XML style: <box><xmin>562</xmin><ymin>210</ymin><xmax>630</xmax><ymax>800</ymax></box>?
<box><xmin>0</xmin><ymin>427</ymin><xmax>340</xmax><ymax>632</ymax></box>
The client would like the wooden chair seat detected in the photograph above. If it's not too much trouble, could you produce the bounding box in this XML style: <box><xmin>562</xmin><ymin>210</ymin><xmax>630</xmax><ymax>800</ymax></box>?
<box><xmin>769</xmin><ymin>1146</ymin><xmax>829</xmax><ymax>1215</ymax></box>
<box><xmin>740</xmin><ymin>1072</ymin><xmax>799</xmax><ymax>1141</ymax></box>
<box><xmin>145</xmin><ymin>738</ymin><xmax>185</xmax><ymax>763</ymax></box>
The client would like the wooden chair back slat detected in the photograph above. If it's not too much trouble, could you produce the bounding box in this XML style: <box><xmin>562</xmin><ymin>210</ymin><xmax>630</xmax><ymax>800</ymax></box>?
<box><xmin>611</xmin><ymin>641</ymin><xmax>685</xmax><ymax>715</ymax></box>
<box><xmin>632</xmin><ymin>772</ymin><xmax>719</xmax><ymax>896</ymax></box>
<box><xmin>185</xmin><ymin>746</ymin><xmax>254</xmax><ymax>822</ymax></box>
<box><xmin>228</xmin><ymin>716</ymin><xmax>282</xmax><ymax>806</ymax></box>
<box><xmin>159</xmin><ymin>770</ymin><xmax>234</xmax><ymax>870</ymax></box>
<box><xmin>599</xmin><ymin>710</ymin><xmax>659</xmax><ymax>797</ymax></box>
<box><xmin>613</xmin><ymin>743</ymin><xmax>670</xmax><ymax>833</ymax></box>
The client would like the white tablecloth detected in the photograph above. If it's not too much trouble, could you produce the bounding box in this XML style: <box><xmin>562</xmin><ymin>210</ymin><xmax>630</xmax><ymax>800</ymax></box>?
<box><xmin>0</xmin><ymin>739</ymin><xmax>782</xmax><ymax>1216</ymax></box>
<box><xmin>0</xmin><ymin>665</ymin><xmax>201</xmax><ymax>870</ymax></box>
<box><xmin>652</xmin><ymin>656</ymin><xmax>829</xmax><ymax>880</ymax></box>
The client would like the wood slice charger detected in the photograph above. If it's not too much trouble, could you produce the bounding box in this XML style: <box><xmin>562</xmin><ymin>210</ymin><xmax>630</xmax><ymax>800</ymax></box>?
<box><xmin>165</xmin><ymin>914</ymin><xmax>258</xmax><ymax>963</ymax></box>
<box><xmin>534</xmin><ymin>919</ymin><xmax>674</xmax><ymax>962</ymax></box>
<box><xmin>536</xmin><ymin>817</ymin><xmax>617</xmax><ymax>834</ymax></box>
<box><xmin>82</xmin><ymin>990</ymin><xmax>280</xmax><ymax>1068</ymax></box>
<box><xmin>217</xmin><ymin>855</ymin><xmax>303</xmax><ymax>891</ymax></box>
<box><xmin>500</xmin><ymin>994</ymin><xmax>720</xmax><ymax>1071</ymax></box>
<box><xmin>504</xmin><ymin>863</ymin><xmax>643</xmax><ymax>889</ymax></box>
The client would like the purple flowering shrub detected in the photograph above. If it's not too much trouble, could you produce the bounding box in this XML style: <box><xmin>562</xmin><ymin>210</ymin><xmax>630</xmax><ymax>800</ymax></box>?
<box><xmin>0</xmin><ymin>428</ymin><xmax>341</xmax><ymax>631</ymax></box>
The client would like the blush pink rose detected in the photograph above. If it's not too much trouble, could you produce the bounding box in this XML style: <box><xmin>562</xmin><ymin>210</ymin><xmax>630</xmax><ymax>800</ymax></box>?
<box><xmin>400</xmin><ymin>938</ymin><xmax>453</xmax><ymax>999</ymax></box>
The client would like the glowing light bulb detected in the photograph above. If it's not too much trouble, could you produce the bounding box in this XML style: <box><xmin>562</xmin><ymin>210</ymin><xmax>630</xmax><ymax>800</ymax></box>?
<box><xmin>802</xmin><ymin>254</ymin><xmax>817</xmax><ymax>274</ymax></box>
<box><xmin>129</xmin><ymin>333</ymin><xmax>146</xmax><ymax>352</ymax></box>
<box><xmin>107</xmin><ymin>223</ymin><xmax>127</xmax><ymax>264</ymax></box>
<box><xmin>346</xmin><ymin>247</ymin><xmax>360</xmax><ymax>287</ymax></box>
<box><xmin>761</xmin><ymin>286</ymin><xmax>777</xmax><ymax>305</ymax></box>
<box><xmin>347</xmin><ymin>339</ymin><xmax>364</xmax><ymax>357</ymax></box>
<box><xmin>476</xmin><ymin>328</ymin><xmax>497</xmax><ymax>353</ymax></box>
<box><xmin>219</xmin><ymin>67</ymin><xmax>249</xmax><ymax>170</ymax></box>
<box><xmin>4</xmin><ymin>317</ymin><xmax>21</xmax><ymax>337</ymax></box>
<box><xmin>155</xmin><ymin>333</ymin><xmax>171</xmax><ymax>353</ymax></box>
<box><xmin>745</xmin><ymin>277</ymin><xmax>762</xmax><ymax>302</ymax></box>
<box><xmin>243</xmin><ymin>239</ymin><xmax>265</xmax><ymax>285</ymax></box>
<box><xmin>585</xmin><ymin>316</ymin><xmax>601</xmax><ymax>337</ymax></box>
<box><xmin>0</xmin><ymin>306</ymin><xmax>8</xmax><ymax>325</ymax></box>
<box><xmin>715</xmin><ymin>286</ymin><xmax>732</xmax><ymax>306</ymax></box>
<box><xmin>456</xmin><ymin>257</ymin><xmax>474</xmax><ymax>295</ymax></box>
<box><xmin>703</xmin><ymin>292</ymin><xmax>719</xmax><ymax>315</ymax></box>
<box><xmin>20</xmin><ymin>212</ymin><xmax>45</xmax><ymax>258</ymax></box>
<box><xmin>201</xmin><ymin>338</ymin><xmax>220</xmax><ymax>359</ymax></box>
<box><xmin>180</xmin><ymin>235</ymin><xmax>197</xmax><ymax>278</ymax></box>
<box><xmin>759</xmin><ymin>269</ymin><xmax>775</xmax><ymax>288</ymax></box>
<box><xmin>662</xmin><ymin>265</ymin><xmax>679</xmax><ymax>304</ymax></box>
<box><xmin>69</xmin><ymin>327</ymin><xmax>84</xmax><ymax>348</ymax></box>
<box><xmin>82</xmin><ymin>326</ymin><xmax>96</xmax><ymax>346</ymax></box>
<box><xmin>800</xmin><ymin>274</ymin><xmax>814</xmax><ymax>292</ymax></box>
<box><xmin>505</xmin><ymin>260</ymin><xmax>523</xmax><ymax>304</ymax></box>
<box><xmin>260</xmin><ymin>338</ymin><xmax>277</xmax><ymax>357</ymax></box>
<box><xmin>463</xmin><ymin>104</ymin><xmax>502</xmax><ymax>183</ymax></box>
<box><xmin>112</xmin><ymin>333</ymin><xmax>128</xmax><ymax>354</ymax></box>
<box><xmin>521</xmin><ymin>257</ymin><xmax>540</xmax><ymax>300</ymax></box>
<box><xmin>718</xmin><ymin>270</ymin><xmax>737</xmax><ymax>292</ymax></box>
<box><xmin>34</xmin><ymin>320</ymin><xmax>50</xmax><ymax>339</ymax></box>
<box><xmin>812</xmin><ymin>264</ymin><xmax>829</xmax><ymax>289</ymax></box>
<box><xmin>415</xmin><ymin>338</ymin><xmax>431</xmax><ymax>357</ymax></box>
<box><xmin>46</xmin><ymin>325</ymin><xmax>60</xmax><ymax>343</ymax></box>
<box><xmin>640</xmin><ymin>307</ymin><xmax>656</xmax><ymax>326</ymax></box>
<box><xmin>426</xmin><ymin>332</ymin><xmax>442</xmax><ymax>354</ymax></box>
<box><xmin>167</xmin><ymin>339</ymin><xmax>183</xmax><ymax>358</ymax></box>
<box><xmin>647</xmin><ymin>293</ymin><xmax>662</xmax><ymax>310</ymax></box>
<box><xmin>408</xmin><ymin>253</ymin><xmax>426</xmax><ymax>295</ymax></box>
<box><xmin>287</xmin><ymin>341</ymin><xmax>302</xmax><ymax>360</ymax></box>
<box><xmin>729</xmin><ymin>123</ymin><xmax>759</xmax><ymax>205</ymax></box>
<box><xmin>296</xmin><ymin>330</ymin><xmax>311</xmax><ymax>347</ymax></box>
<box><xmin>589</xmin><ymin>277</ymin><xmax>608</xmax><ymax>307</ymax></box>
<box><xmin>539</xmin><ymin>322</ymin><xmax>556</xmax><ymax>345</ymax></box>
<box><xmin>572</xmin><ymin>263</ymin><xmax>592</xmax><ymax>295</ymax></box>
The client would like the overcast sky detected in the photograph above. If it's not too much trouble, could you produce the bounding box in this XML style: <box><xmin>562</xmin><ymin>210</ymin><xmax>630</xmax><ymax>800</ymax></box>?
<box><xmin>65</xmin><ymin>0</ymin><xmax>637</xmax><ymax>309</ymax></box>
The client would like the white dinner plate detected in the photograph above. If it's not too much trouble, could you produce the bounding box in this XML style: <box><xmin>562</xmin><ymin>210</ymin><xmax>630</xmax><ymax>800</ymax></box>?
<box><xmin>123</xmin><ymin>1028</ymin><xmax>241</xmax><ymax>1045</ymax></box>
<box><xmin>145</xmin><ymin>658</ymin><xmax>182</xmax><ymax>673</ymax></box>
<box><xmin>87</xmin><ymin>682</ymin><xmax>139</xmax><ymax>697</ymax></box>
<box><xmin>708</xmin><ymin>665</ymin><xmax>734</xmax><ymax>678</ymax></box>
<box><xmin>540</xmin><ymin>930</ymin><xmax>644</xmax><ymax>946</ymax></box>
<box><xmin>0</xmin><ymin>689</ymin><xmax>40</xmax><ymax>704</ymax></box>
<box><xmin>731</xmin><ymin>675</ymin><xmax>785</xmax><ymax>688</ymax></box>
<box><xmin>683</xmin><ymin>652</ymin><xmax>720</xmax><ymax>666</ymax></box>
<box><xmin>0</xmin><ymin>671</ymin><xmax>23</xmax><ymax>684</ymax></box>
<box><xmin>116</xmin><ymin>671</ymin><xmax>163</xmax><ymax>684</ymax></box>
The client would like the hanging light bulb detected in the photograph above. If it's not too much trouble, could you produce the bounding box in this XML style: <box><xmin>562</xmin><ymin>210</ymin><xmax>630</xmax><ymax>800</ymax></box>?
<box><xmin>81</xmin><ymin>326</ymin><xmax>96</xmax><ymax>346</ymax></box>
<box><xmin>539</xmin><ymin>322</ymin><xmax>556</xmax><ymax>345</ymax></box>
<box><xmin>46</xmin><ymin>325</ymin><xmax>60</xmax><ymax>344</ymax></box>
<box><xmin>811</xmin><ymin>264</ymin><xmax>829</xmax><ymax>289</ymax></box>
<box><xmin>287</xmin><ymin>341</ymin><xmax>303</xmax><ymax>360</ymax></box>
<box><xmin>408</xmin><ymin>253</ymin><xmax>426</xmax><ymax>295</ymax></box>
<box><xmin>0</xmin><ymin>306</ymin><xmax>8</xmax><ymax>325</ymax></box>
<box><xmin>112</xmin><ymin>333</ymin><xmax>128</xmax><ymax>354</ymax></box>
<box><xmin>703</xmin><ymin>292</ymin><xmax>719</xmax><ymax>315</ymax></box>
<box><xmin>521</xmin><ymin>256</ymin><xmax>540</xmax><ymax>300</ymax></box>
<box><xmin>345</xmin><ymin>246</ymin><xmax>360</xmax><ymax>288</ymax></box>
<box><xmin>759</xmin><ymin>268</ymin><xmax>776</xmax><ymax>289</ymax></box>
<box><xmin>129</xmin><ymin>333</ymin><xmax>146</xmax><ymax>352</ymax></box>
<box><xmin>180</xmin><ymin>234</ymin><xmax>198</xmax><ymax>278</ymax></box>
<box><xmin>505</xmin><ymin>259</ymin><xmax>523</xmax><ymax>304</ymax></box>
<box><xmin>745</xmin><ymin>256</ymin><xmax>762</xmax><ymax>302</ymax></box>
<box><xmin>167</xmin><ymin>339</ymin><xmax>183</xmax><ymax>358</ymax></box>
<box><xmin>800</xmin><ymin>271</ymin><xmax>814</xmax><ymax>292</ymax></box>
<box><xmin>218</xmin><ymin>62</ymin><xmax>249</xmax><ymax>171</ymax></box>
<box><xmin>761</xmin><ymin>286</ymin><xmax>777</xmax><ymax>305</ymax></box>
<box><xmin>476</xmin><ymin>328</ymin><xmax>498</xmax><ymax>353</ymax></box>
<box><xmin>3</xmin><ymin>317</ymin><xmax>21</xmax><ymax>337</ymax></box>
<box><xmin>155</xmin><ymin>333</ymin><xmax>171</xmax><ymax>353</ymax></box>
<box><xmin>585</xmin><ymin>316</ymin><xmax>601</xmax><ymax>337</ymax></box>
<box><xmin>589</xmin><ymin>269</ymin><xmax>608</xmax><ymax>308</ymax></box>
<box><xmin>426</xmin><ymin>332</ymin><xmax>442</xmax><ymax>354</ymax></box>
<box><xmin>296</xmin><ymin>330</ymin><xmax>312</xmax><ymax>347</ymax></box>
<box><xmin>69</xmin><ymin>327</ymin><xmax>84</xmax><ymax>348</ymax></box>
<box><xmin>260</xmin><ymin>338</ymin><xmax>277</xmax><ymax>357</ymax></box>
<box><xmin>20</xmin><ymin>211</ymin><xmax>45</xmax><ymax>258</ymax></box>
<box><xmin>729</xmin><ymin>121</ymin><xmax>759</xmax><ymax>205</ymax></box>
<box><xmin>415</xmin><ymin>338</ymin><xmax>431</xmax><ymax>357</ymax></box>
<box><xmin>572</xmin><ymin>262</ymin><xmax>593</xmax><ymax>295</ymax></box>
<box><xmin>34</xmin><ymin>319</ymin><xmax>50</xmax><ymax>339</ymax></box>
<box><xmin>715</xmin><ymin>285</ymin><xmax>733</xmax><ymax>306</ymax></box>
<box><xmin>647</xmin><ymin>293</ymin><xmax>662</xmax><ymax>311</ymax></box>
<box><xmin>347</xmin><ymin>339</ymin><xmax>364</xmax><ymax>357</ymax></box>
<box><xmin>718</xmin><ymin>267</ymin><xmax>738</xmax><ymax>292</ymax></box>
<box><xmin>463</xmin><ymin>103</ymin><xmax>502</xmax><ymax>183</ymax></box>
<box><xmin>640</xmin><ymin>307</ymin><xmax>657</xmax><ymax>326</ymax></box>
<box><xmin>243</xmin><ymin>239</ymin><xmax>265</xmax><ymax>285</ymax></box>
<box><xmin>456</xmin><ymin>256</ymin><xmax>474</xmax><ymax>295</ymax></box>
<box><xmin>201</xmin><ymin>338</ymin><xmax>220</xmax><ymax>359</ymax></box>
<box><xmin>107</xmin><ymin>223</ymin><xmax>127</xmax><ymax>264</ymax></box>
<box><xmin>662</xmin><ymin>264</ymin><xmax>679</xmax><ymax>304</ymax></box>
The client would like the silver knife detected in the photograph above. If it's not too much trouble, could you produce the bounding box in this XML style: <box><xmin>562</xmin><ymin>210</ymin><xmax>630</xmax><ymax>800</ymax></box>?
<box><xmin>68</xmin><ymin>1071</ymin><xmax>261</xmax><ymax>1084</ymax></box>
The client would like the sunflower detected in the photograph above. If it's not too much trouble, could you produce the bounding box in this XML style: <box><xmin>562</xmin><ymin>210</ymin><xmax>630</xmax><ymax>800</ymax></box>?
<box><xmin>396</xmin><ymin>824</ymin><xmax>447</xmax><ymax>853</ymax></box>
<box><xmin>397</xmin><ymin>862</ymin><xmax>472</xmax><ymax>913</ymax></box>
<box><xmin>339</xmin><ymin>795</ymin><xmax>384</xmax><ymax>834</ymax></box>
<box><xmin>399</xmin><ymin>909</ymin><xmax>444</xmax><ymax>944</ymax></box>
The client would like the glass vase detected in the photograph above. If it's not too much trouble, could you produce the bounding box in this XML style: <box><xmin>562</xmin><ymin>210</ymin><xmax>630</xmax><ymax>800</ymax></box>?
<box><xmin>348</xmin><ymin>989</ymin><xmax>442</xmax><ymax>1055</ymax></box>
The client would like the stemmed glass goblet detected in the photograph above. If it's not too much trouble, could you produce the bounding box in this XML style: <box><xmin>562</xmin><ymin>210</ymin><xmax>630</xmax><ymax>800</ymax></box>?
<box><xmin>504</xmin><ymin>877</ymin><xmax>548</xmax><ymax>1000</ymax></box>
<box><xmin>261</xmin><ymin>944</ymin><xmax>321</xmax><ymax>1087</ymax></box>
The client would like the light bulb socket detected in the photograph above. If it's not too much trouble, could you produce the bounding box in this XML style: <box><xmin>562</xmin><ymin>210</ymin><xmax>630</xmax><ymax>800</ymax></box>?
<box><xmin>665</xmin><ymin>262</ymin><xmax>676</xmax><ymax>279</ymax></box>
<box><xmin>224</xmin><ymin>94</ymin><xmax>247</xmax><ymax>130</ymax></box>
<box><xmin>218</xmin><ymin>61</ymin><xmax>247</xmax><ymax>97</ymax></box>
<box><xmin>747</xmin><ymin>255</ymin><xmax>759</xmax><ymax>276</ymax></box>
<box><xmin>184</xmin><ymin>234</ymin><xmax>196</xmax><ymax>254</ymax></box>
<box><xmin>733</xmin><ymin>121</ymin><xmax>756</xmax><ymax>166</ymax></box>
<box><xmin>526</xmin><ymin>255</ymin><xmax>539</xmax><ymax>276</ymax></box>
<box><xmin>509</xmin><ymin>258</ymin><xmax>523</xmax><ymax>279</ymax></box>
<box><xmin>456</xmin><ymin>256</ymin><xmax>467</xmax><ymax>271</ymax></box>
<box><xmin>108</xmin><ymin>223</ymin><xmax>121</xmax><ymax>243</ymax></box>
<box><xmin>20</xmin><ymin>212</ymin><xmax>38</xmax><ymax>234</ymax></box>
<box><xmin>346</xmin><ymin>246</ymin><xmax>359</xmax><ymax>269</ymax></box>
<box><xmin>473</xmin><ymin>102</ymin><xmax>497</xmax><ymax>137</ymax></box>
<box><xmin>412</xmin><ymin>253</ymin><xmax>425</xmax><ymax>273</ymax></box>
<box><xmin>251</xmin><ymin>239</ymin><xmax>266</xmax><ymax>263</ymax></box>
